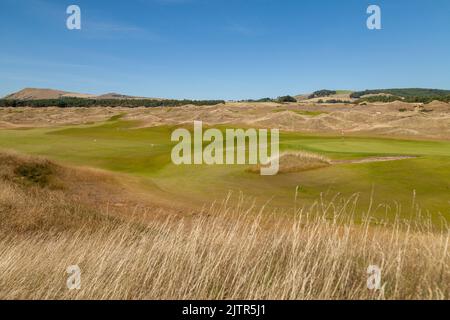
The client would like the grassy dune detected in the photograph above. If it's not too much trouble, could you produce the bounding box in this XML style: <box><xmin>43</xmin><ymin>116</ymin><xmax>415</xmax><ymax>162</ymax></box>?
<box><xmin>0</xmin><ymin>152</ymin><xmax>448</xmax><ymax>300</ymax></box>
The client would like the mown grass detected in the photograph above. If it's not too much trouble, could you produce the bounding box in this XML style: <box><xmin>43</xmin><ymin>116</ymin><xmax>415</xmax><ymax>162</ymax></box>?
<box><xmin>272</xmin><ymin>109</ymin><xmax>327</xmax><ymax>117</ymax></box>
<box><xmin>0</xmin><ymin>119</ymin><xmax>449</xmax><ymax>221</ymax></box>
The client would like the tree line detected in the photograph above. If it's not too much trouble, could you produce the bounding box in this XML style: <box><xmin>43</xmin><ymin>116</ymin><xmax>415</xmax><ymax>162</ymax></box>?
<box><xmin>351</xmin><ymin>88</ymin><xmax>450</xmax><ymax>99</ymax></box>
<box><xmin>0</xmin><ymin>97</ymin><xmax>226</xmax><ymax>108</ymax></box>
<box><xmin>308</xmin><ymin>90</ymin><xmax>337</xmax><ymax>99</ymax></box>
<box><xmin>355</xmin><ymin>95</ymin><xmax>450</xmax><ymax>104</ymax></box>
<box><xmin>239</xmin><ymin>96</ymin><xmax>297</xmax><ymax>103</ymax></box>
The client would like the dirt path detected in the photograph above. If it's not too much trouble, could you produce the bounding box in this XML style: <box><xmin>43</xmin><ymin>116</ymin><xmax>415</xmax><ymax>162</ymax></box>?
<box><xmin>331</xmin><ymin>156</ymin><xmax>417</xmax><ymax>165</ymax></box>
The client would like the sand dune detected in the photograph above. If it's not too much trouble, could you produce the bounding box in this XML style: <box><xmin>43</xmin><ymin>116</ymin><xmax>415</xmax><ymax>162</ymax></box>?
<box><xmin>1</xmin><ymin>100</ymin><xmax>450</xmax><ymax>139</ymax></box>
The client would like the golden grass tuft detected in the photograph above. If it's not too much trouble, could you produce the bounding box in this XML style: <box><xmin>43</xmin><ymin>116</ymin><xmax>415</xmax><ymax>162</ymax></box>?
<box><xmin>248</xmin><ymin>151</ymin><xmax>331</xmax><ymax>174</ymax></box>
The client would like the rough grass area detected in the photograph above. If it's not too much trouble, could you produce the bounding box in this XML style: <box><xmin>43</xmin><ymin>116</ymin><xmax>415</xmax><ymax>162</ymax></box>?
<box><xmin>0</xmin><ymin>152</ymin><xmax>59</xmax><ymax>189</ymax></box>
<box><xmin>0</xmin><ymin>151</ymin><xmax>177</xmax><ymax>234</ymax></box>
<box><xmin>0</xmin><ymin>152</ymin><xmax>120</xmax><ymax>233</ymax></box>
<box><xmin>0</xmin><ymin>152</ymin><xmax>448</xmax><ymax>299</ymax></box>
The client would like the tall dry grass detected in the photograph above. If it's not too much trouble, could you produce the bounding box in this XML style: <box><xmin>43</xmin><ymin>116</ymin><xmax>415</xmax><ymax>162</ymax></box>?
<box><xmin>0</xmin><ymin>152</ymin><xmax>448</xmax><ymax>300</ymax></box>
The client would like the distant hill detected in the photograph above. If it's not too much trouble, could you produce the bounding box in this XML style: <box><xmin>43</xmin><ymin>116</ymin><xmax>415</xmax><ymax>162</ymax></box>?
<box><xmin>0</xmin><ymin>88</ymin><xmax>225</xmax><ymax>108</ymax></box>
<box><xmin>4</xmin><ymin>88</ymin><xmax>75</xmax><ymax>100</ymax></box>
<box><xmin>97</xmin><ymin>93</ymin><xmax>134</xmax><ymax>99</ymax></box>
<box><xmin>296</xmin><ymin>90</ymin><xmax>354</xmax><ymax>103</ymax></box>
<box><xmin>95</xmin><ymin>93</ymin><xmax>156</xmax><ymax>100</ymax></box>
<box><xmin>293</xmin><ymin>88</ymin><xmax>450</xmax><ymax>104</ymax></box>
<box><xmin>4</xmin><ymin>87</ymin><xmax>450</xmax><ymax>106</ymax></box>
<box><xmin>3</xmin><ymin>88</ymin><xmax>158</xmax><ymax>101</ymax></box>
<box><xmin>351</xmin><ymin>88</ymin><xmax>450</xmax><ymax>99</ymax></box>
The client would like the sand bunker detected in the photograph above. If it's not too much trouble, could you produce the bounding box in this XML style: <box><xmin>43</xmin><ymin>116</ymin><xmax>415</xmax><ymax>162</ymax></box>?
<box><xmin>248</xmin><ymin>152</ymin><xmax>417</xmax><ymax>174</ymax></box>
<box><xmin>332</xmin><ymin>156</ymin><xmax>417</xmax><ymax>165</ymax></box>
<box><xmin>248</xmin><ymin>151</ymin><xmax>332</xmax><ymax>174</ymax></box>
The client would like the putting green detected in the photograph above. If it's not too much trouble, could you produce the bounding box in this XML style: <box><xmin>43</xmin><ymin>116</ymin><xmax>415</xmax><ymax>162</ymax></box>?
<box><xmin>1</xmin><ymin>119</ymin><xmax>449</xmax><ymax>222</ymax></box>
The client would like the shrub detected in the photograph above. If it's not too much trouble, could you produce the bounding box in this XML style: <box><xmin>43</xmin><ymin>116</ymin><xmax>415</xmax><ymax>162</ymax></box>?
<box><xmin>308</xmin><ymin>90</ymin><xmax>337</xmax><ymax>99</ymax></box>
<box><xmin>277</xmin><ymin>95</ymin><xmax>297</xmax><ymax>103</ymax></box>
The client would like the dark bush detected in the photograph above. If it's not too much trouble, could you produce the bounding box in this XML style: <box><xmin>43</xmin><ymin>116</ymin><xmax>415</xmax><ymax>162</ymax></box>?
<box><xmin>277</xmin><ymin>96</ymin><xmax>297</xmax><ymax>103</ymax></box>
<box><xmin>14</xmin><ymin>163</ymin><xmax>53</xmax><ymax>187</ymax></box>
<box><xmin>308</xmin><ymin>90</ymin><xmax>337</xmax><ymax>99</ymax></box>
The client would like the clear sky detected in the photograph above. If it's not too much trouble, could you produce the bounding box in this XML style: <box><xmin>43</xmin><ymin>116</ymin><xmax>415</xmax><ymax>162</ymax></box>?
<box><xmin>1</xmin><ymin>0</ymin><xmax>449</xmax><ymax>100</ymax></box>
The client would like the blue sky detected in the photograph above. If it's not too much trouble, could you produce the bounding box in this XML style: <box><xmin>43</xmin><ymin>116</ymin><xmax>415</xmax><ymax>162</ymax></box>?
<box><xmin>1</xmin><ymin>0</ymin><xmax>449</xmax><ymax>100</ymax></box>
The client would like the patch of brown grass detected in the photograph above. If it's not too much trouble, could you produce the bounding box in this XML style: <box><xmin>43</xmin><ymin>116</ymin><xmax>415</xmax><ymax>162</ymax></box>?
<box><xmin>0</xmin><ymin>151</ymin><xmax>122</xmax><ymax>233</ymax></box>
<box><xmin>0</xmin><ymin>151</ymin><xmax>174</xmax><ymax>233</ymax></box>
